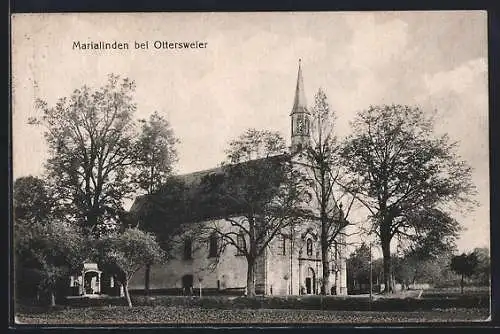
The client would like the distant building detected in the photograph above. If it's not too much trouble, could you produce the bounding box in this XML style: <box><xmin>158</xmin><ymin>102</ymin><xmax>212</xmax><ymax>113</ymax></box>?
<box><xmin>128</xmin><ymin>61</ymin><xmax>348</xmax><ymax>296</ymax></box>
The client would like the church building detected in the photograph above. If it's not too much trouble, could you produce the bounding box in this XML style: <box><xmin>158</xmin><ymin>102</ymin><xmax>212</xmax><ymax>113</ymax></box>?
<box><xmin>128</xmin><ymin>61</ymin><xmax>348</xmax><ymax>296</ymax></box>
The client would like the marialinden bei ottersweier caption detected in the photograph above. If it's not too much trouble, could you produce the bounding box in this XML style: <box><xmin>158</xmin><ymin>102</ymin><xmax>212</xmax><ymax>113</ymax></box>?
<box><xmin>72</xmin><ymin>40</ymin><xmax>208</xmax><ymax>50</ymax></box>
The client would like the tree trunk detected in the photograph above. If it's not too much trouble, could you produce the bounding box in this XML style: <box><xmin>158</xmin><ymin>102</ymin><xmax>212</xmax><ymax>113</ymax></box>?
<box><xmin>335</xmin><ymin>268</ymin><xmax>341</xmax><ymax>295</ymax></box>
<box><xmin>145</xmin><ymin>264</ymin><xmax>151</xmax><ymax>297</ymax></box>
<box><xmin>381</xmin><ymin>238</ymin><xmax>393</xmax><ymax>294</ymax></box>
<box><xmin>86</xmin><ymin>208</ymin><xmax>103</xmax><ymax>236</ymax></box>
<box><xmin>246</xmin><ymin>258</ymin><xmax>256</xmax><ymax>297</ymax></box>
<box><xmin>320</xmin><ymin>217</ymin><xmax>331</xmax><ymax>295</ymax></box>
<box><xmin>246</xmin><ymin>217</ymin><xmax>257</xmax><ymax>297</ymax></box>
<box><xmin>123</xmin><ymin>280</ymin><xmax>133</xmax><ymax>307</ymax></box>
<box><xmin>50</xmin><ymin>291</ymin><xmax>56</xmax><ymax>307</ymax></box>
<box><xmin>461</xmin><ymin>274</ymin><xmax>464</xmax><ymax>294</ymax></box>
<box><xmin>321</xmin><ymin>247</ymin><xmax>330</xmax><ymax>295</ymax></box>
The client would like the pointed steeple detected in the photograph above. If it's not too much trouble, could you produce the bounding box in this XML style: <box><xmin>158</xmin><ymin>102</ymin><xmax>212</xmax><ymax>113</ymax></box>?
<box><xmin>290</xmin><ymin>59</ymin><xmax>311</xmax><ymax>153</ymax></box>
<box><xmin>291</xmin><ymin>59</ymin><xmax>309</xmax><ymax>115</ymax></box>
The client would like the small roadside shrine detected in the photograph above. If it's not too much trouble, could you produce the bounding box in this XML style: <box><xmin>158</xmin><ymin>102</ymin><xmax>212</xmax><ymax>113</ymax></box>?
<box><xmin>68</xmin><ymin>262</ymin><xmax>123</xmax><ymax>297</ymax></box>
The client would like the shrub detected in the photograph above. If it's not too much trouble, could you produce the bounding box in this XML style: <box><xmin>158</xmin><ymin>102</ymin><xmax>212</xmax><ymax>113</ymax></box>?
<box><xmin>131</xmin><ymin>293</ymin><xmax>489</xmax><ymax>311</ymax></box>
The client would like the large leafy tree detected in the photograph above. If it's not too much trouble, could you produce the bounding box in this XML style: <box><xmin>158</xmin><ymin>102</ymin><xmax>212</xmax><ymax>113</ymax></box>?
<box><xmin>471</xmin><ymin>247</ymin><xmax>490</xmax><ymax>285</ymax></box>
<box><xmin>393</xmin><ymin>254</ymin><xmax>449</xmax><ymax>289</ymax></box>
<box><xmin>203</xmin><ymin>129</ymin><xmax>307</xmax><ymax>296</ymax></box>
<box><xmin>339</xmin><ymin>105</ymin><xmax>476</xmax><ymax>293</ymax></box>
<box><xmin>130</xmin><ymin>177</ymin><xmax>193</xmax><ymax>295</ymax></box>
<box><xmin>401</xmin><ymin>209</ymin><xmax>461</xmax><ymax>259</ymax></box>
<box><xmin>15</xmin><ymin>220</ymin><xmax>86</xmax><ymax>306</ymax></box>
<box><xmin>13</xmin><ymin>176</ymin><xmax>86</xmax><ymax>306</ymax></box>
<box><xmin>132</xmin><ymin>111</ymin><xmax>179</xmax><ymax>295</ymax></box>
<box><xmin>450</xmin><ymin>252</ymin><xmax>479</xmax><ymax>294</ymax></box>
<box><xmin>134</xmin><ymin>111</ymin><xmax>179</xmax><ymax>194</ymax></box>
<box><xmin>13</xmin><ymin>176</ymin><xmax>54</xmax><ymax>225</ymax></box>
<box><xmin>225</xmin><ymin>128</ymin><xmax>286</xmax><ymax>163</ymax></box>
<box><xmin>133</xmin><ymin>177</ymin><xmax>192</xmax><ymax>251</ymax></box>
<box><xmin>298</xmin><ymin>89</ymin><xmax>357</xmax><ymax>295</ymax></box>
<box><xmin>14</xmin><ymin>176</ymin><xmax>52</xmax><ymax>298</ymax></box>
<box><xmin>30</xmin><ymin>74</ymin><xmax>138</xmax><ymax>236</ymax></box>
<box><xmin>97</xmin><ymin>228</ymin><xmax>165</xmax><ymax>307</ymax></box>
<box><xmin>346</xmin><ymin>243</ymin><xmax>372</xmax><ymax>289</ymax></box>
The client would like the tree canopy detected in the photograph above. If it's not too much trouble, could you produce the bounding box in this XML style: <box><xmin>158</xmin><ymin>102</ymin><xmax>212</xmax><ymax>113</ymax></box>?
<box><xmin>134</xmin><ymin>111</ymin><xmax>179</xmax><ymax>194</ymax></box>
<box><xmin>450</xmin><ymin>251</ymin><xmax>479</xmax><ymax>294</ymax></box>
<box><xmin>225</xmin><ymin>128</ymin><xmax>287</xmax><ymax>164</ymax></box>
<box><xmin>97</xmin><ymin>228</ymin><xmax>165</xmax><ymax>307</ymax></box>
<box><xmin>346</xmin><ymin>242</ymin><xmax>372</xmax><ymax>287</ymax></box>
<box><xmin>299</xmin><ymin>88</ymin><xmax>357</xmax><ymax>295</ymax></box>
<box><xmin>30</xmin><ymin>74</ymin><xmax>138</xmax><ymax>236</ymax></box>
<box><xmin>131</xmin><ymin>176</ymin><xmax>192</xmax><ymax>257</ymax></box>
<box><xmin>471</xmin><ymin>247</ymin><xmax>490</xmax><ymax>285</ymax></box>
<box><xmin>23</xmin><ymin>74</ymin><xmax>180</xmax><ymax>304</ymax></box>
<box><xmin>30</xmin><ymin>75</ymin><xmax>180</xmax><ymax>238</ymax></box>
<box><xmin>392</xmin><ymin>254</ymin><xmax>448</xmax><ymax>289</ymax></box>
<box><xmin>203</xmin><ymin>129</ymin><xmax>307</xmax><ymax>296</ymax></box>
<box><xmin>14</xmin><ymin>176</ymin><xmax>87</xmax><ymax>305</ymax></box>
<box><xmin>13</xmin><ymin>176</ymin><xmax>54</xmax><ymax>225</ymax></box>
<box><xmin>339</xmin><ymin>104</ymin><xmax>476</xmax><ymax>292</ymax></box>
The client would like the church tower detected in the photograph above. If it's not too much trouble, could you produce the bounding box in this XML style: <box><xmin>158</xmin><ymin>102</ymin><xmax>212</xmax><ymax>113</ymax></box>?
<box><xmin>290</xmin><ymin>59</ymin><xmax>311</xmax><ymax>153</ymax></box>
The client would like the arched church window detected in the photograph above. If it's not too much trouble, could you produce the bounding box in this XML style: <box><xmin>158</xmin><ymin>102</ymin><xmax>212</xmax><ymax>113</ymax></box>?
<box><xmin>279</xmin><ymin>234</ymin><xmax>286</xmax><ymax>256</ymax></box>
<box><xmin>306</xmin><ymin>238</ymin><xmax>313</xmax><ymax>256</ymax></box>
<box><xmin>236</xmin><ymin>233</ymin><xmax>245</xmax><ymax>255</ymax></box>
<box><xmin>183</xmin><ymin>238</ymin><xmax>193</xmax><ymax>260</ymax></box>
<box><xmin>182</xmin><ymin>274</ymin><xmax>194</xmax><ymax>295</ymax></box>
<box><xmin>208</xmin><ymin>233</ymin><xmax>218</xmax><ymax>258</ymax></box>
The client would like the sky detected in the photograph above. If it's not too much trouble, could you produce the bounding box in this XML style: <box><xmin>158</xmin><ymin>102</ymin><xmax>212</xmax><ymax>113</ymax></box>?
<box><xmin>11</xmin><ymin>11</ymin><xmax>489</xmax><ymax>254</ymax></box>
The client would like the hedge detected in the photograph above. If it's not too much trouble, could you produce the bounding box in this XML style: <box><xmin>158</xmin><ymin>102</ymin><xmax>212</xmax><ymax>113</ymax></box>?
<box><xmin>131</xmin><ymin>294</ymin><xmax>489</xmax><ymax>311</ymax></box>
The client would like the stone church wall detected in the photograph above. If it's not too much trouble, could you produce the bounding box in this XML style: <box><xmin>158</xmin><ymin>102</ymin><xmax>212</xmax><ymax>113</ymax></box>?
<box><xmin>129</xmin><ymin>218</ymin><xmax>250</xmax><ymax>293</ymax></box>
<box><xmin>128</xmin><ymin>217</ymin><xmax>347</xmax><ymax>295</ymax></box>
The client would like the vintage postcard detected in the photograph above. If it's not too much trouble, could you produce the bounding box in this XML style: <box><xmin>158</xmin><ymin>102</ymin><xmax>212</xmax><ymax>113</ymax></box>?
<box><xmin>11</xmin><ymin>11</ymin><xmax>490</xmax><ymax>325</ymax></box>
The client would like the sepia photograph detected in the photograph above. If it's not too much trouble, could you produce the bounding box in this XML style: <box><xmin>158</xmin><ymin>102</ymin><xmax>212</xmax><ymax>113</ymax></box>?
<box><xmin>11</xmin><ymin>11</ymin><xmax>490</xmax><ymax>325</ymax></box>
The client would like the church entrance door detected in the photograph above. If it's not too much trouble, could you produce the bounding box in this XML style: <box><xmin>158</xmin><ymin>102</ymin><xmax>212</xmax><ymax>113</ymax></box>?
<box><xmin>305</xmin><ymin>267</ymin><xmax>315</xmax><ymax>294</ymax></box>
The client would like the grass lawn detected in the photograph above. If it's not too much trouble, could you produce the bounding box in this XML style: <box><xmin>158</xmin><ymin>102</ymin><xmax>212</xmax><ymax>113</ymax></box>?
<box><xmin>15</xmin><ymin>305</ymin><xmax>490</xmax><ymax>325</ymax></box>
<box><xmin>14</xmin><ymin>287</ymin><xmax>491</xmax><ymax>325</ymax></box>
